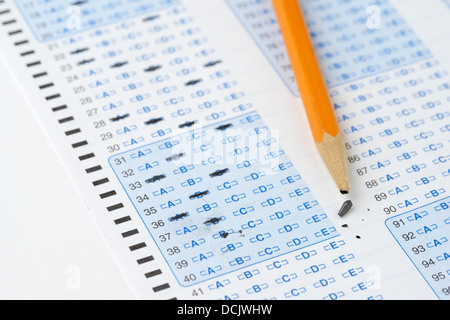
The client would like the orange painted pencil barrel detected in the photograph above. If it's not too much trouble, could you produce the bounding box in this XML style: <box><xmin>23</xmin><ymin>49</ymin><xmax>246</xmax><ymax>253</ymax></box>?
<box><xmin>272</xmin><ymin>0</ymin><xmax>350</xmax><ymax>193</ymax></box>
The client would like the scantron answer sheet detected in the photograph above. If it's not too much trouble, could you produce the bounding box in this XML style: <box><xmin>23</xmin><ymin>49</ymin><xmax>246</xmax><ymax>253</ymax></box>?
<box><xmin>0</xmin><ymin>0</ymin><xmax>449</xmax><ymax>300</ymax></box>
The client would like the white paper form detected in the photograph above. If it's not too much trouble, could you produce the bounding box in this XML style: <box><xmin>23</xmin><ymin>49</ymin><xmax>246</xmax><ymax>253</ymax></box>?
<box><xmin>0</xmin><ymin>0</ymin><xmax>449</xmax><ymax>300</ymax></box>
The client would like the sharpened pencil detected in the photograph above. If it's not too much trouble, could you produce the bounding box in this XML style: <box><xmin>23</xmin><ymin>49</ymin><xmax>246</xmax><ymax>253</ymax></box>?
<box><xmin>272</xmin><ymin>0</ymin><xmax>350</xmax><ymax>193</ymax></box>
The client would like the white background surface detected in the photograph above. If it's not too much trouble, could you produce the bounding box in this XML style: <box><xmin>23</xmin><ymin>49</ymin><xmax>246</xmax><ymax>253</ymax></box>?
<box><xmin>0</xmin><ymin>59</ymin><xmax>134</xmax><ymax>300</ymax></box>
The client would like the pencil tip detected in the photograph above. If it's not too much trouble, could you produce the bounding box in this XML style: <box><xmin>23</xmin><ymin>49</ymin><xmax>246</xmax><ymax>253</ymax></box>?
<box><xmin>315</xmin><ymin>132</ymin><xmax>350</xmax><ymax>196</ymax></box>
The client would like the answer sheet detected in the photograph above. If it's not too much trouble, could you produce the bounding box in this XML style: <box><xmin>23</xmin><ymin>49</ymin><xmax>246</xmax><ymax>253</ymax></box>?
<box><xmin>0</xmin><ymin>0</ymin><xmax>449</xmax><ymax>300</ymax></box>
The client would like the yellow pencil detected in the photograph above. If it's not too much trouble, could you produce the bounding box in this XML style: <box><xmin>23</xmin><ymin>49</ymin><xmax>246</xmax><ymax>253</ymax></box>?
<box><xmin>272</xmin><ymin>0</ymin><xmax>350</xmax><ymax>194</ymax></box>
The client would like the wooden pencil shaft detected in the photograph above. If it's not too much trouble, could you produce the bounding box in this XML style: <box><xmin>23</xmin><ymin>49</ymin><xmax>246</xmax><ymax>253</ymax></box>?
<box><xmin>272</xmin><ymin>0</ymin><xmax>339</xmax><ymax>143</ymax></box>
<box><xmin>272</xmin><ymin>0</ymin><xmax>350</xmax><ymax>192</ymax></box>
